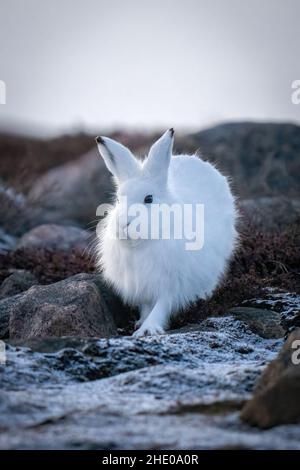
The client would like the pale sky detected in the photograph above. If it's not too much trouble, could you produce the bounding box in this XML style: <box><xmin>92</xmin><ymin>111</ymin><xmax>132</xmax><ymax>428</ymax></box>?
<box><xmin>0</xmin><ymin>0</ymin><xmax>299</xmax><ymax>136</ymax></box>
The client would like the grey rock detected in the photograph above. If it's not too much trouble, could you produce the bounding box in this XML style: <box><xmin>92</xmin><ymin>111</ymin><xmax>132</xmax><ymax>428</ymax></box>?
<box><xmin>0</xmin><ymin>270</ymin><xmax>38</xmax><ymax>300</ymax></box>
<box><xmin>229</xmin><ymin>307</ymin><xmax>285</xmax><ymax>339</ymax></box>
<box><xmin>1</xmin><ymin>315</ymin><xmax>300</xmax><ymax>449</ymax></box>
<box><xmin>1</xmin><ymin>403</ymin><xmax>300</xmax><ymax>450</ymax></box>
<box><xmin>241</xmin><ymin>329</ymin><xmax>300</xmax><ymax>428</ymax></box>
<box><xmin>1</xmin><ymin>292</ymin><xmax>300</xmax><ymax>449</ymax></box>
<box><xmin>0</xmin><ymin>308</ymin><xmax>9</xmax><ymax>339</ymax></box>
<box><xmin>238</xmin><ymin>196</ymin><xmax>300</xmax><ymax>229</ymax></box>
<box><xmin>242</xmin><ymin>289</ymin><xmax>300</xmax><ymax>335</ymax></box>
<box><xmin>0</xmin><ymin>184</ymin><xmax>29</xmax><ymax>237</ymax></box>
<box><xmin>29</xmin><ymin>149</ymin><xmax>112</xmax><ymax>227</ymax></box>
<box><xmin>0</xmin><ymin>273</ymin><xmax>117</xmax><ymax>340</ymax></box>
<box><xmin>3</xmin><ymin>316</ymin><xmax>279</xmax><ymax>389</ymax></box>
<box><xmin>16</xmin><ymin>224</ymin><xmax>92</xmax><ymax>252</ymax></box>
<box><xmin>0</xmin><ymin>183</ymin><xmax>45</xmax><ymax>237</ymax></box>
<box><xmin>185</xmin><ymin>122</ymin><xmax>300</xmax><ymax>199</ymax></box>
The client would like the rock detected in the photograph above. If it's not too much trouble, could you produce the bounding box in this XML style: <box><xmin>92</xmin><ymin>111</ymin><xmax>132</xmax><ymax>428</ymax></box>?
<box><xmin>239</xmin><ymin>197</ymin><xmax>300</xmax><ymax>229</ymax></box>
<box><xmin>1</xmin><ymin>317</ymin><xmax>300</xmax><ymax>449</ymax></box>
<box><xmin>242</xmin><ymin>289</ymin><xmax>300</xmax><ymax>335</ymax></box>
<box><xmin>229</xmin><ymin>307</ymin><xmax>285</xmax><ymax>339</ymax></box>
<box><xmin>241</xmin><ymin>329</ymin><xmax>300</xmax><ymax>428</ymax></box>
<box><xmin>0</xmin><ymin>183</ymin><xmax>44</xmax><ymax>237</ymax></box>
<box><xmin>0</xmin><ymin>273</ymin><xmax>118</xmax><ymax>340</ymax></box>
<box><xmin>29</xmin><ymin>149</ymin><xmax>113</xmax><ymax>227</ymax></box>
<box><xmin>1</xmin><ymin>309</ymin><xmax>300</xmax><ymax>448</ymax></box>
<box><xmin>0</xmin><ymin>270</ymin><xmax>38</xmax><ymax>300</ymax></box>
<box><xmin>185</xmin><ymin>122</ymin><xmax>300</xmax><ymax>199</ymax></box>
<box><xmin>5</xmin><ymin>315</ymin><xmax>280</xmax><ymax>385</ymax></box>
<box><xmin>0</xmin><ymin>308</ymin><xmax>9</xmax><ymax>339</ymax></box>
<box><xmin>16</xmin><ymin>224</ymin><xmax>92</xmax><ymax>252</ymax></box>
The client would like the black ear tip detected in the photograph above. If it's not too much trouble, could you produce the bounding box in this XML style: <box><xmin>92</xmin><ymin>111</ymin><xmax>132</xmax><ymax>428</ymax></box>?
<box><xmin>95</xmin><ymin>136</ymin><xmax>104</xmax><ymax>144</ymax></box>
<box><xmin>169</xmin><ymin>128</ymin><xmax>175</xmax><ymax>137</ymax></box>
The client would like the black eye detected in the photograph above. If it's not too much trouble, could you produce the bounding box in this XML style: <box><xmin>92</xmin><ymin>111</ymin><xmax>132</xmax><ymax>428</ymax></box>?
<box><xmin>144</xmin><ymin>195</ymin><xmax>153</xmax><ymax>204</ymax></box>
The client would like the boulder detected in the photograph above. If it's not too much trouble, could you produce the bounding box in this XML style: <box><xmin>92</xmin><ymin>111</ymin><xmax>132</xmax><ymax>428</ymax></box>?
<box><xmin>239</xmin><ymin>197</ymin><xmax>300</xmax><ymax>230</ymax></box>
<box><xmin>241</xmin><ymin>290</ymin><xmax>300</xmax><ymax>335</ymax></box>
<box><xmin>0</xmin><ymin>307</ymin><xmax>9</xmax><ymax>339</ymax></box>
<box><xmin>29</xmin><ymin>149</ymin><xmax>112</xmax><ymax>227</ymax></box>
<box><xmin>0</xmin><ymin>273</ymin><xmax>119</xmax><ymax>340</ymax></box>
<box><xmin>186</xmin><ymin>122</ymin><xmax>300</xmax><ymax>199</ymax></box>
<box><xmin>229</xmin><ymin>307</ymin><xmax>285</xmax><ymax>339</ymax></box>
<box><xmin>16</xmin><ymin>224</ymin><xmax>92</xmax><ymax>252</ymax></box>
<box><xmin>0</xmin><ymin>183</ymin><xmax>44</xmax><ymax>237</ymax></box>
<box><xmin>241</xmin><ymin>329</ymin><xmax>300</xmax><ymax>428</ymax></box>
<box><xmin>0</xmin><ymin>270</ymin><xmax>38</xmax><ymax>300</ymax></box>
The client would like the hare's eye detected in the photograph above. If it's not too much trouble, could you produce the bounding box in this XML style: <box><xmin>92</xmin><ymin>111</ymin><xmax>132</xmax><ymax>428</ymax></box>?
<box><xmin>144</xmin><ymin>195</ymin><xmax>153</xmax><ymax>204</ymax></box>
<box><xmin>116</xmin><ymin>197</ymin><xmax>120</xmax><ymax>204</ymax></box>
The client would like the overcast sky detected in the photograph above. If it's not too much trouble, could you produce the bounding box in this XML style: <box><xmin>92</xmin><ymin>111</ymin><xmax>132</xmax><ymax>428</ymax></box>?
<box><xmin>0</xmin><ymin>0</ymin><xmax>299</xmax><ymax>136</ymax></box>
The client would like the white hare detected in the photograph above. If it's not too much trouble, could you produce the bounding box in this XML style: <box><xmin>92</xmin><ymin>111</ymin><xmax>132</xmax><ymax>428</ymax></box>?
<box><xmin>95</xmin><ymin>129</ymin><xmax>237</xmax><ymax>337</ymax></box>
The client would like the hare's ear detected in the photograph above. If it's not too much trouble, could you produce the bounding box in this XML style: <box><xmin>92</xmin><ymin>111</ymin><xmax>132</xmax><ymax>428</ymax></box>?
<box><xmin>144</xmin><ymin>128</ymin><xmax>174</xmax><ymax>183</ymax></box>
<box><xmin>95</xmin><ymin>136</ymin><xmax>140</xmax><ymax>182</ymax></box>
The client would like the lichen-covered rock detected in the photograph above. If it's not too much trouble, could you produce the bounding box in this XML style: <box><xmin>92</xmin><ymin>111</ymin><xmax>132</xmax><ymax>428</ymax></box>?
<box><xmin>0</xmin><ymin>273</ymin><xmax>118</xmax><ymax>340</ymax></box>
<box><xmin>241</xmin><ymin>329</ymin><xmax>300</xmax><ymax>428</ymax></box>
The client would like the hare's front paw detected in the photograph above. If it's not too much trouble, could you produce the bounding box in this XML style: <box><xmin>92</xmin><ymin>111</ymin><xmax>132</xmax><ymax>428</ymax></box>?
<box><xmin>132</xmin><ymin>320</ymin><xmax>165</xmax><ymax>338</ymax></box>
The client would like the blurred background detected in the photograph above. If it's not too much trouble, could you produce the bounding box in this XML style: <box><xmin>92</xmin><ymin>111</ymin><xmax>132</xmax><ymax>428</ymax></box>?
<box><xmin>0</xmin><ymin>0</ymin><xmax>299</xmax><ymax>136</ymax></box>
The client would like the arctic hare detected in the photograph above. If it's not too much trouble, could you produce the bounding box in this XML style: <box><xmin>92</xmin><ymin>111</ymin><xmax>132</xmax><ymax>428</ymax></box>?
<box><xmin>95</xmin><ymin>129</ymin><xmax>237</xmax><ymax>337</ymax></box>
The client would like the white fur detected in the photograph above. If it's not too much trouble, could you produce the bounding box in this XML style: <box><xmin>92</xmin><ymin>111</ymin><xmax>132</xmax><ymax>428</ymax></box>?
<box><xmin>95</xmin><ymin>129</ymin><xmax>238</xmax><ymax>337</ymax></box>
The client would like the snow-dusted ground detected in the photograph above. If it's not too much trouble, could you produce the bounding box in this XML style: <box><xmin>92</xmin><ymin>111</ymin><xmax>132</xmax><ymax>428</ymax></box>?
<box><xmin>1</xmin><ymin>295</ymin><xmax>300</xmax><ymax>449</ymax></box>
